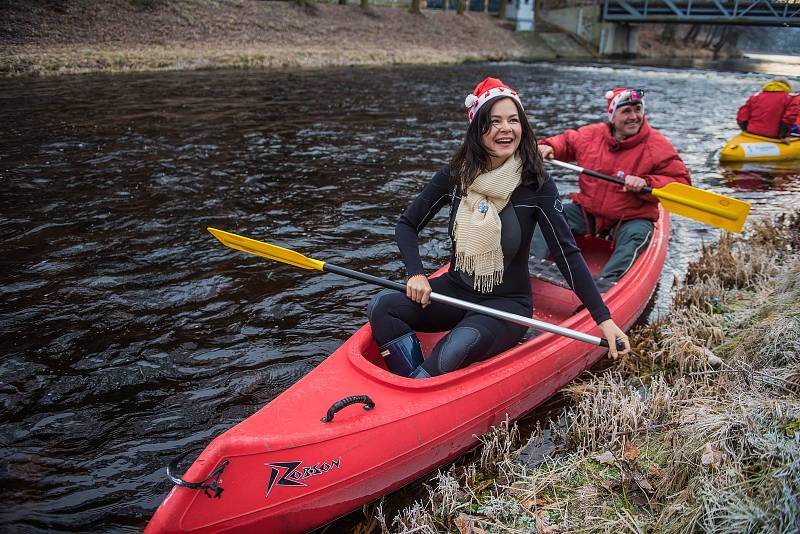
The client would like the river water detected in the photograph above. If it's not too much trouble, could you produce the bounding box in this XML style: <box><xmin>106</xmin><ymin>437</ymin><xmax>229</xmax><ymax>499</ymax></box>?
<box><xmin>1</xmin><ymin>61</ymin><xmax>798</xmax><ymax>533</ymax></box>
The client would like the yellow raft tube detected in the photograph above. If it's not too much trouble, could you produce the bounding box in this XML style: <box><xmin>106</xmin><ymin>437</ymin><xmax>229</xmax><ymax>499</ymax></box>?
<box><xmin>720</xmin><ymin>131</ymin><xmax>800</xmax><ymax>163</ymax></box>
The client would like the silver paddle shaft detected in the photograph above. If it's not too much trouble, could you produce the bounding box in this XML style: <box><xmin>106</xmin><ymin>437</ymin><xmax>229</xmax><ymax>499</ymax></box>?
<box><xmin>429</xmin><ymin>292</ymin><xmax>606</xmax><ymax>347</ymax></box>
<box><xmin>322</xmin><ymin>263</ymin><xmax>608</xmax><ymax>348</ymax></box>
<box><xmin>548</xmin><ymin>159</ymin><xmax>584</xmax><ymax>173</ymax></box>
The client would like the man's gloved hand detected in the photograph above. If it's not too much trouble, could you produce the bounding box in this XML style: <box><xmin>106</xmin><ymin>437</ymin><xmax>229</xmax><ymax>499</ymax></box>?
<box><xmin>738</xmin><ymin>121</ymin><xmax>748</xmax><ymax>131</ymax></box>
<box><xmin>779</xmin><ymin>122</ymin><xmax>789</xmax><ymax>137</ymax></box>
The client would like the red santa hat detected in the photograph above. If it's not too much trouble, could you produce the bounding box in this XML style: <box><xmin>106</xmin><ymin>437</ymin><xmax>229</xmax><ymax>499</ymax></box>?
<box><xmin>605</xmin><ymin>87</ymin><xmax>646</xmax><ymax>122</ymax></box>
<box><xmin>465</xmin><ymin>77</ymin><xmax>523</xmax><ymax>122</ymax></box>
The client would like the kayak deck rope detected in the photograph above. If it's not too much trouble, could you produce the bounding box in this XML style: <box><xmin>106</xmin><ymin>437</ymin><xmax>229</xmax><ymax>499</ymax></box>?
<box><xmin>528</xmin><ymin>257</ymin><xmax>615</xmax><ymax>293</ymax></box>
<box><xmin>166</xmin><ymin>447</ymin><xmax>229</xmax><ymax>498</ymax></box>
<box><xmin>528</xmin><ymin>257</ymin><xmax>572</xmax><ymax>290</ymax></box>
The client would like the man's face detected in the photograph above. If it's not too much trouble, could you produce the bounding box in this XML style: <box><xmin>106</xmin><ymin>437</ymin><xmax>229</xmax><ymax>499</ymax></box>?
<box><xmin>612</xmin><ymin>103</ymin><xmax>644</xmax><ymax>139</ymax></box>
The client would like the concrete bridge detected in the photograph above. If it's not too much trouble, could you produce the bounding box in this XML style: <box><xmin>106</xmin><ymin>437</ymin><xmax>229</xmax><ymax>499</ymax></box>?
<box><xmin>432</xmin><ymin>0</ymin><xmax>797</xmax><ymax>56</ymax></box>
<box><xmin>513</xmin><ymin>0</ymin><xmax>798</xmax><ymax>57</ymax></box>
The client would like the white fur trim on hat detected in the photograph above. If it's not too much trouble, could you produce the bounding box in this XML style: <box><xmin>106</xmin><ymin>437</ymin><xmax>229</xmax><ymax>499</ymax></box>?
<box><xmin>466</xmin><ymin>87</ymin><xmax>522</xmax><ymax>122</ymax></box>
<box><xmin>606</xmin><ymin>89</ymin><xmax>645</xmax><ymax>122</ymax></box>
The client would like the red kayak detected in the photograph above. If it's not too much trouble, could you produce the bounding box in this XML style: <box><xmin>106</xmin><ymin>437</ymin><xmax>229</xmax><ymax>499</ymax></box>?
<box><xmin>146</xmin><ymin>207</ymin><xmax>669</xmax><ymax>534</ymax></box>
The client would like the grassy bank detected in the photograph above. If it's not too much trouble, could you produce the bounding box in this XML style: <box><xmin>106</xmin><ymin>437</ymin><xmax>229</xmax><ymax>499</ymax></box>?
<box><xmin>369</xmin><ymin>212</ymin><xmax>800</xmax><ymax>533</ymax></box>
<box><xmin>0</xmin><ymin>0</ymin><xmax>524</xmax><ymax>77</ymax></box>
<box><xmin>1</xmin><ymin>1</ymin><xmax>742</xmax><ymax>77</ymax></box>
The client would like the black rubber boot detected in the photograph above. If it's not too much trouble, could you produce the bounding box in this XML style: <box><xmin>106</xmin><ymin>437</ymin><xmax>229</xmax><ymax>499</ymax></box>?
<box><xmin>380</xmin><ymin>332</ymin><xmax>423</xmax><ymax>377</ymax></box>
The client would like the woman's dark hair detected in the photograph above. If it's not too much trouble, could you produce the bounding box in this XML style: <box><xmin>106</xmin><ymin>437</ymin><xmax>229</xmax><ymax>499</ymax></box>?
<box><xmin>450</xmin><ymin>96</ymin><xmax>545</xmax><ymax>192</ymax></box>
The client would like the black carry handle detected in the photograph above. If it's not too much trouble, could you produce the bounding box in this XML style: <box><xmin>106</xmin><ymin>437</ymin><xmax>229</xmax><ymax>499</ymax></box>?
<box><xmin>321</xmin><ymin>395</ymin><xmax>375</xmax><ymax>423</ymax></box>
<box><xmin>166</xmin><ymin>446</ymin><xmax>229</xmax><ymax>499</ymax></box>
<box><xmin>599</xmin><ymin>338</ymin><xmax>627</xmax><ymax>351</ymax></box>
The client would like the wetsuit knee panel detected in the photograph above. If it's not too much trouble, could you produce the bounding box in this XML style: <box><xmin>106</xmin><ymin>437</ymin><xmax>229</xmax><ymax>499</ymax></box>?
<box><xmin>431</xmin><ymin>326</ymin><xmax>486</xmax><ymax>375</ymax></box>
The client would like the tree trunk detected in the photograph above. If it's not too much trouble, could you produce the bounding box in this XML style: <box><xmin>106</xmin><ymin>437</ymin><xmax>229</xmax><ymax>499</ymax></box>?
<box><xmin>456</xmin><ymin>0</ymin><xmax>465</xmax><ymax>14</ymax></box>
<box><xmin>701</xmin><ymin>26</ymin><xmax>718</xmax><ymax>49</ymax></box>
<box><xmin>338</xmin><ymin>0</ymin><xmax>346</xmax><ymax>4</ymax></box>
<box><xmin>684</xmin><ymin>24</ymin><xmax>701</xmax><ymax>45</ymax></box>
<box><xmin>443</xmin><ymin>0</ymin><xmax>448</xmax><ymax>12</ymax></box>
<box><xmin>498</xmin><ymin>0</ymin><xmax>507</xmax><ymax>18</ymax></box>
<box><xmin>297</xmin><ymin>0</ymin><xmax>307</xmax><ymax>7</ymax></box>
<box><xmin>410</xmin><ymin>0</ymin><xmax>422</xmax><ymax>13</ymax></box>
<box><xmin>660</xmin><ymin>25</ymin><xmax>675</xmax><ymax>45</ymax></box>
<box><xmin>361</xmin><ymin>0</ymin><xmax>368</xmax><ymax>8</ymax></box>
<box><xmin>712</xmin><ymin>25</ymin><xmax>738</xmax><ymax>59</ymax></box>
<box><xmin>483</xmin><ymin>0</ymin><xmax>489</xmax><ymax>13</ymax></box>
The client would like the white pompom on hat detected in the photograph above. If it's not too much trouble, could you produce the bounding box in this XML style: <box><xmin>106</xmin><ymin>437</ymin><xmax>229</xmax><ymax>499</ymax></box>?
<box><xmin>605</xmin><ymin>87</ymin><xmax>646</xmax><ymax>122</ymax></box>
<box><xmin>465</xmin><ymin>77</ymin><xmax>523</xmax><ymax>122</ymax></box>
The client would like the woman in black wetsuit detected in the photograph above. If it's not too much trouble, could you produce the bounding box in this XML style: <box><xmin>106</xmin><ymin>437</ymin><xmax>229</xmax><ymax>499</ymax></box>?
<box><xmin>368</xmin><ymin>77</ymin><xmax>630</xmax><ymax>378</ymax></box>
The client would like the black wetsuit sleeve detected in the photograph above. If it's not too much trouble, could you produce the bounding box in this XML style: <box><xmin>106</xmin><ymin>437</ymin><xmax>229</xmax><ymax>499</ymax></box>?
<box><xmin>395</xmin><ymin>166</ymin><xmax>453</xmax><ymax>278</ymax></box>
<box><xmin>535</xmin><ymin>177</ymin><xmax>612</xmax><ymax>325</ymax></box>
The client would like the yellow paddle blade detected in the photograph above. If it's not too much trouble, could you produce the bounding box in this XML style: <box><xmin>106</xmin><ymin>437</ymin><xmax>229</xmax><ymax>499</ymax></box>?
<box><xmin>652</xmin><ymin>182</ymin><xmax>750</xmax><ymax>233</ymax></box>
<box><xmin>207</xmin><ymin>228</ymin><xmax>325</xmax><ymax>271</ymax></box>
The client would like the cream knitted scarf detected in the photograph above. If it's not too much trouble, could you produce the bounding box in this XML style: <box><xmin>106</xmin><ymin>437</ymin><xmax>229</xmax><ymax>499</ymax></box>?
<box><xmin>453</xmin><ymin>155</ymin><xmax>522</xmax><ymax>292</ymax></box>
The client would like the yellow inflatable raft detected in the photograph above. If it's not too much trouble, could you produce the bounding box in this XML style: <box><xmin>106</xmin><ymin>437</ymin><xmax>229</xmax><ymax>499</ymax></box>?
<box><xmin>720</xmin><ymin>132</ymin><xmax>800</xmax><ymax>163</ymax></box>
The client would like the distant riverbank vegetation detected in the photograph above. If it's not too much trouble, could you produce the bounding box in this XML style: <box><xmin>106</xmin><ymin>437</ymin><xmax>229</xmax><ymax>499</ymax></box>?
<box><xmin>362</xmin><ymin>211</ymin><xmax>800</xmax><ymax>533</ymax></box>
<box><xmin>0</xmin><ymin>0</ymin><xmax>525</xmax><ymax>77</ymax></box>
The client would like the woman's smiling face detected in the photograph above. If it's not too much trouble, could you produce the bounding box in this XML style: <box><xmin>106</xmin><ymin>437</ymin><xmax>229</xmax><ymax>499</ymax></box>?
<box><xmin>481</xmin><ymin>98</ymin><xmax>522</xmax><ymax>169</ymax></box>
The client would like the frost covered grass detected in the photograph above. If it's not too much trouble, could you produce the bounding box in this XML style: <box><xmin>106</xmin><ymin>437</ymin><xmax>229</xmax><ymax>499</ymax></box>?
<box><xmin>366</xmin><ymin>212</ymin><xmax>800</xmax><ymax>533</ymax></box>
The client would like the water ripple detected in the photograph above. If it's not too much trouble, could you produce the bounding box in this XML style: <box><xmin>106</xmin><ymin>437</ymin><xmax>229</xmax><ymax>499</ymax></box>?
<box><xmin>1</xmin><ymin>61</ymin><xmax>798</xmax><ymax>532</ymax></box>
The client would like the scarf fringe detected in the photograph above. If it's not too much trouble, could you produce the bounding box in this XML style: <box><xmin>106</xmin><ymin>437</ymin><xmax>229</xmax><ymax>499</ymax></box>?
<box><xmin>454</xmin><ymin>249</ymin><xmax>505</xmax><ymax>293</ymax></box>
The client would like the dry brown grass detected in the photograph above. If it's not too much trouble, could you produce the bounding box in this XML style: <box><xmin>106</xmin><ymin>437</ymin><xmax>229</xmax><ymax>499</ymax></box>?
<box><xmin>376</xmin><ymin>212</ymin><xmax>800</xmax><ymax>534</ymax></box>
<box><xmin>683</xmin><ymin>213</ymin><xmax>800</xmax><ymax>291</ymax></box>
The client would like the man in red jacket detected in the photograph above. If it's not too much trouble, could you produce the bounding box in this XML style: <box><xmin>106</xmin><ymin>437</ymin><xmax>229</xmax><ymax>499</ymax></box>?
<box><xmin>533</xmin><ymin>88</ymin><xmax>691</xmax><ymax>286</ymax></box>
<box><xmin>737</xmin><ymin>79</ymin><xmax>798</xmax><ymax>140</ymax></box>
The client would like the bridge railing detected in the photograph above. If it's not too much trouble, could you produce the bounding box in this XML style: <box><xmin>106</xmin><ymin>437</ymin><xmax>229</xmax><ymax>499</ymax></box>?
<box><xmin>602</xmin><ymin>0</ymin><xmax>800</xmax><ymax>26</ymax></box>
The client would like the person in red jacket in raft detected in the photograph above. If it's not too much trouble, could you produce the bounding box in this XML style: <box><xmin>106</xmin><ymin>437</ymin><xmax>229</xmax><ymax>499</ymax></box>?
<box><xmin>736</xmin><ymin>79</ymin><xmax>798</xmax><ymax>140</ymax></box>
<box><xmin>533</xmin><ymin>88</ymin><xmax>691</xmax><ymax>288</ymax></box>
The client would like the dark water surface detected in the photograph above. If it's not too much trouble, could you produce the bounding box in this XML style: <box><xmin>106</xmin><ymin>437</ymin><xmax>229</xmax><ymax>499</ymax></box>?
<box><xmin>1</xmin><ymin>62</ymin><xmax>799</xmax><ymax>533</ymax></box>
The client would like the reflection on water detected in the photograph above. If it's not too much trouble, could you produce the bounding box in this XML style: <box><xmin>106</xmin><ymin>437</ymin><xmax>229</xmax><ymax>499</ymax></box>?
<box><xmin>720</xmin><ymin>159</ymin><xmax>800</xmax><ymax>192</ymax></box>
<box><xmin>1</xmin><ymin>60</ymin><xmax>799</xmax><ymax>533</ymax></box>
<box><xmin>619</xmin><ymin>52</ymin><xmax>800</xmax><ymax>78</ymax></box>
<box><xmin>740</xmin><ymin>53</ymin><xmax>800</xmax><ymax>77</ymax></box>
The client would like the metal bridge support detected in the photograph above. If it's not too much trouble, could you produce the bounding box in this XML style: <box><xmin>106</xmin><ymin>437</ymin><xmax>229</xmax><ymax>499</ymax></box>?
<box><xmin>598</xmin><ymin>22</ymin><xmax>640</xmax><ymax>55</ymax></box>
